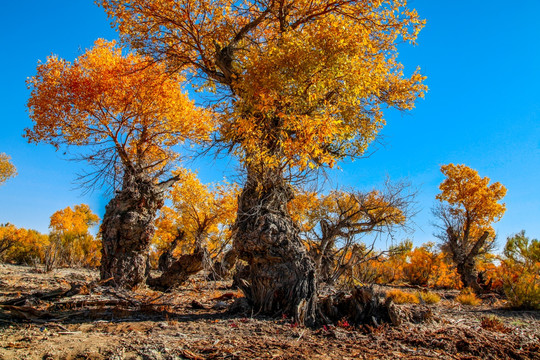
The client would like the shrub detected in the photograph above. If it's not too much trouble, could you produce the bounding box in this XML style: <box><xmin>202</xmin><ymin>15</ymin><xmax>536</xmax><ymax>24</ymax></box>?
<box><xmin>502</xmin><ymin>231</ymin><xmax>540</xmax><ymax>310</ymax></box>
<box><xmin>386</xmin><ymin>289</ymin><xmax>419</xmax><ymax>304</ymax></box>
<box><xmin>455</xmin><ymin>288</ymin><xmax>481</xmax><ymax>306</ymax></box>
<box><xmin>416</xmin><ymin>291</ymin><xmax>441</xmax><ymax>304</ymax></box>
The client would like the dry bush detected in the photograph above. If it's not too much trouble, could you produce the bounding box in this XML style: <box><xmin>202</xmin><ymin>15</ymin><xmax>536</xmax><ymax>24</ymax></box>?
<box><xmin>456</xmin><ymin>288</ymin><xmax>481</xmax><ymax>306</ymax></box>
<box><xmin>386</xmin><ymin>289</ymin><xmax>419</xmax><ymax>304</ymax></box>
<box><xmin>416</xmin><ymin>291</ymin><xmax>441</xmax><ymax>304</ymax></box>
<box><xmin>480</xmin><ymin>315</ymin><xmax>511</xmax><ymax>333</ymax></box>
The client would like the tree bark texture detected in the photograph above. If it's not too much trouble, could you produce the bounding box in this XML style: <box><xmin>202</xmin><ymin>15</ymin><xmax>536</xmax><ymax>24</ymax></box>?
<box><xmin>148</xmin><ymin>250</ymin><xmax>205</xmax><ymax>291</ymax></box>
<box><xmin>100</xmin><ymin>171</ymin><xmax>166</xmax><ymax>288</ymax></box>
<box><xmin>233</xmin><ymin>169</ymin><xmax>318</xmax><ymax>326</ymax></box>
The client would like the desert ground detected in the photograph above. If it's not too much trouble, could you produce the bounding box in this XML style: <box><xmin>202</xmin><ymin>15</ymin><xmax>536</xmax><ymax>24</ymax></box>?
<box><xmin>0</xmin><ymin>264</ymin><xmax>538</xmax><ymax>360</ymax></box>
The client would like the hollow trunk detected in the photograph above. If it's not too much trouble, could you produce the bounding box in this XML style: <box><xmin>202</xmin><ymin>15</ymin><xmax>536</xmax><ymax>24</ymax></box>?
<box><xmin>233</xmin><ymin>168</ymin><xmax>318</xmax><ymax>326</ymax></box>
<box><xmin>100</xmin><ymin>171</ymin><xmax>165</xmax><ymax>288</ymax></box>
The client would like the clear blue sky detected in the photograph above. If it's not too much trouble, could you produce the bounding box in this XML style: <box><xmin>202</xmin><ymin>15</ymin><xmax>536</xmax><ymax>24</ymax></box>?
<box><xmin>1</xmin><ymin>1</ymin><xmax>539</xmax><ymax>249</ymax></box>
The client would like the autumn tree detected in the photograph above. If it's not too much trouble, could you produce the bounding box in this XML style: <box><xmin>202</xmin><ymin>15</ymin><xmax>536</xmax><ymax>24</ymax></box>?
<box><xmin>0</xmin><ymin>224</ymin><xmax>19</xmax><ymax>260</ymax></box>
<box><xmin>434</xmin><ymin>164</ymin><xmax>506</xmax><ymax>292</ymax></box>
<box><xmin>26</xmin><ymin>40</ymin><xmax>213</xmax><ymax>287</ymax></box>
<box><xmin>0</xmin><ymin>153</ymin><xmax>17</xmax><ymax>186</ymax></box>
<box><xmin>100</xmin><ymin>0</ymin><xmax>426</xmax><ymax>324</ymax></box>
<box><xmin>49</xmin><ymin>204</ymin><xmax>100</xmax><ymax>267</ymax></box>
<box><xmin>150</xmin><ymin>168</ymin><xmax>238</xmax><ymax>289</ymax></box>
<box><xmin>290</xmin><ymin>181</ymin><xmax>414</xmax><ymax>285</ymax></box>
<box><xmin>0</xmin><ymin>224</ymin><xmax>49</xmax><ymax>264</ymax></box>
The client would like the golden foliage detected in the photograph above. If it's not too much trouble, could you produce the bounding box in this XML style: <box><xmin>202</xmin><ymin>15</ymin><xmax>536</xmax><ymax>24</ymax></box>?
<box><xmin>501</xmin><ymin>231</ymin><xmax>540</xmax><ymax>310</ymax></box>
<box><xmin>49</xmin><ymin>204</ymin><xmax>101</xmax><ymax>267</ymax></box>
<box><xmin>402</xmin><ymin>244</ymin><xmax>436</xmax><ymax>286</ymax></box>
<box><xmin>153</xmin><ymin>168</ymin><xmax>239</xmax><ymax>260</ymax></box>
<box><xmin>26</xmin><ymin>39</ymin><xmax>213</xmax><ymax>187</ymax></box>
<box><xmin>0</xmin><ymin>153</ymin><xmax>17</xmax><ymax>185</ymax></box>
<box><xmin>416</xmin><ymin>291</ymin><xmax>441</xmax><ymax>304</ymax></box>
<box><xmin>0</xmin><ymin>224</ymin><xmax>49</xmax><ymax>264</ymax></box>
<box><xmin>99</xmin><ymin>0</ymin><xmax>426</xmax><ymax>174</ymax></box>
<box><xmin>437</xmin><ymin>164</ymin><xmax>507</xmax><ymax>239</ymax></box>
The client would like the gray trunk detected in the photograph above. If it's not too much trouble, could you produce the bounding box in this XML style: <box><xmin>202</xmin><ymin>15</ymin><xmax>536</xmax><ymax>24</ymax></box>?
<box><xmin>100</xmin><ymin>171</ymin><xmax>165</xmax><ymax>288</ymax></box>
<box><xmin>233</xmin><ymin>169</ymin><xmax>318</xmax><ymax>326</ymax></box>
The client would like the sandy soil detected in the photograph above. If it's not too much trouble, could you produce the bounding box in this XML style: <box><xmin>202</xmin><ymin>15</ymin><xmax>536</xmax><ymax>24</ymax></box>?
<box><xmin>0</xmin><ymin>264</ymin><xmax>538</xmax><ymax>360</ymax></box>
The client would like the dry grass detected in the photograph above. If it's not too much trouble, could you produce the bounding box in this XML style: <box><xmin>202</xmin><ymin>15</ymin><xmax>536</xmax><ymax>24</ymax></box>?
<box><xmin>416</xmin><ymin>291</ymin><xmax>441</xmax><ymax>304</ymax></box>
<box><xmin>455</xmin><ymin>288</ymin><xmax>481</xmax><ymax>306</ymax></box>
<box><xmin>386</xmin><ymin>289</ymin><xmax>419</xmax><ymax>304</ymax></box>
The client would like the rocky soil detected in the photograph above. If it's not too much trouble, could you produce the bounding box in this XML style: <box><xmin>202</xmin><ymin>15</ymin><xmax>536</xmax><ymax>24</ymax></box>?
<box><xmin>0</xmin><ymin>264</ymin><xmax>538</xmax><ymax>359</ymax></box>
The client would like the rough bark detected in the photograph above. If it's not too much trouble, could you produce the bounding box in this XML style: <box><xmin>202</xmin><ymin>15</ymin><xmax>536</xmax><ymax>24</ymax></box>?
<box><xmin>451</xmin><ymin>230</ymin><xmax>489</xmax><ymax>293</ymax></box>
<box><xmin>100</xmin><ymin>171</ymin><xmax>166</xmax><ymax>288</ymax></box>
<box><xmin>158</xmin><ymin>231</ymin><xmax>184</xmax><ymax>272</ymax></box>
<box><xmin>209</xmin><ymin>248</ymin><xmax>238</xmax><ymax>280</ymax></box>
<box><xmin>148</xmin><ymin>249</ymin><xmax>206</xmax><ymax>291</ymax></box>
<box><xmin>318</xmin><ymin>286</ymin><xmax>432</xmax><ymax>327</ymax></box>
<box><xmin>233</xmin><ymin>169</ymin><xmax>318</xmax><ymax>326</ymax></box>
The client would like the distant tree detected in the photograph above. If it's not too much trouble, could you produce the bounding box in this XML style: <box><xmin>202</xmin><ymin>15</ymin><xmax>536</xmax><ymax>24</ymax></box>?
<box><xmin>0</xmin><ymin>153</ymin><xmax>17</xmax><ymax>186</ymax></box>
<box><xmin>290</xmin><ymin>181</ymin><xmax>414</xmax><ymax>284</ymax></box>
<box><xmin>150</xmin><ymin>168</ymin><xmax>239</xmax><ymax>289</ymax></box>
<box><xmin>0</xmin><ymin>224</ymin><xmax>18</xmax><ymax>259</ymax></box>
<box><xmin>26</xmin><ymin>40</ymin><xmax>213</xmax><ymax>287</ymax></box>
<box><xmin>0</xmin><ymin>224</ymin><xmax>49</xmax><ymax>264</ymax></box>
<box><xmin>49</xmin><ymin>204</ymin><xmax>100</xmax><ymax>267</ymax></box>
<box><xmin>434</xmin><ymin>164</ymin><xmax>506</xmax><ymax>292</ymax></box>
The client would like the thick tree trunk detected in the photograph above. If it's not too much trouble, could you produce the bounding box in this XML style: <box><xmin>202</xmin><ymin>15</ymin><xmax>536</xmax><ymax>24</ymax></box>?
<box><xmin>100</xmin><ymin>171</ymin><xmax>166</xmax><ymax>288</ymax></box>
<box><xmin>457</xmin><ymin>260</ymin><xmax>481</xmax><ymax>293</ymax></box>
<box><xmin>233</xmin><ymin>169</ymin><xmax>318</xmax><ymax>326</ymax></box>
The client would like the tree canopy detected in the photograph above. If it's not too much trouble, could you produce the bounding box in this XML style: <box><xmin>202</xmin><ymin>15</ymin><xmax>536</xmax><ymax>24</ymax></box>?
<box><xmin>26</xmin><ymin>39</ymin><xmax>214</xmax><ymax>189</ymax></box>
<box><xmin>99</xmin><ymin>0</ymin><xmax>427</xmax><ymax>174</ymax></box>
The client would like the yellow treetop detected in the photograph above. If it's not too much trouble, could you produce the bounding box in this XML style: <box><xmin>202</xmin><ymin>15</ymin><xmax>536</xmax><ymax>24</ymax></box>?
<box><xmin>436</xmin><ymin>164</ymin><xmax>507</xmax><ymax>237</ymax></box>
<box><xmin>0</xmin><ymin>153</ymin><xmax>17</xmax><ymax>186</ymax></box>
<box><xmin>49</xmin><ymin>204</ymin><xmax>100</xmax><ymax>236</ymax></box>
<box><xmin>26</xmin><ymin>39</ymin><xmax>214</xmax><ymax>187</ymax></box>
<box><xmin>99</xmin><ymin>0</ymin><xmax>426</xmax><ymax>173</ymax></box>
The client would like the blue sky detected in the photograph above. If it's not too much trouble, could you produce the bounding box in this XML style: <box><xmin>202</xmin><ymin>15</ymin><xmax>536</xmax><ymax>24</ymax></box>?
<box><xmin>1</xmin><ymin>1</ymin><xmax>539</xmax><ymax>249</ymax></box>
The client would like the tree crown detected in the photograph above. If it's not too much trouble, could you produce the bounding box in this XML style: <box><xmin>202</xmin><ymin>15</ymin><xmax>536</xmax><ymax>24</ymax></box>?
<box><xmin>26</xmin><ymin>39</ymin><xmax>214</xmax><ymax>189</ymax></box>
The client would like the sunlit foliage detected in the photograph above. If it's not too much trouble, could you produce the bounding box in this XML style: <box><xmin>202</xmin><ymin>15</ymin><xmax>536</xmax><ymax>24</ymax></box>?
<box><xmin>0</xmin><ymin>153</ymin><xmax>17</xmax><ymax>186</ymax></box>
<box><xmin>49</xmin><ymin>204</ymin><xmax>101</xmax><ymax>267</ymax></box>
<box><xmin>0</xmin><ymin>224</ymin><xmax>49</xmax><ymax>264</ymax></box>
<box><xmin>99</xmin><ymin>0</ymin><xmax>426</xmax><ymax>175</ymax></box>
<box><xmin>502</xmin><ymin>231</ymin><xmax>540</xmax><ymax>309</ymax></box>
<box><xmin>26</xmin><ymin>39</ymin><xmax>213</xmax><ymax>190</ymax></box>
<box><xmin>153</xmin><ymin>169</ymin><xmax>239</xmax><ymax>263</ymax></box>
<box><xmin>434</xmin><ymin>164</ymin><xmax>507</xmax><ymax>291</ymax></box>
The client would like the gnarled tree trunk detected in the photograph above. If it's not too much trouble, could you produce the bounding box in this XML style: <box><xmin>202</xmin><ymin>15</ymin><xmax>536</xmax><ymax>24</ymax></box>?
<box><xmin>233</xmin><ymin>169</ymin><xmax>318</xmax><ymax>326</ymax></box>
<box><xmin>100</xmin><ymin>171</ymin><xmax>166</xmax><ymax>288</ymax></box>
<box><xmin>148</xmin><ymin>249</ymin><xmax>206</xmax><ymax>291</ymax></box>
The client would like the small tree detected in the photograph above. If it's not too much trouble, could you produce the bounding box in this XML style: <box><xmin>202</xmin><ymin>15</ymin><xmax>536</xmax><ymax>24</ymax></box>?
<box><xmin>434</xmin><ymin>164</ymin><xmax>506</xmax><ymax>292</ymax></box>
<box><xmin>26</xmin><ymin>40</ymin><xmax>213</xmax><ymax>287</ymax></box>
<box><xmin>0</xmin><ymin>153</ymin><xmax>17</xmax><ymax>186</ymax></box>
<box><xmin>49</xmin><ymin>204</ymin><xmax>100</xmax><ymax>267</ymax></box>
<box><xmin>290</xmin><ymin>181</ymin><xmax>415</xmax><ymax>285</ymax></box>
